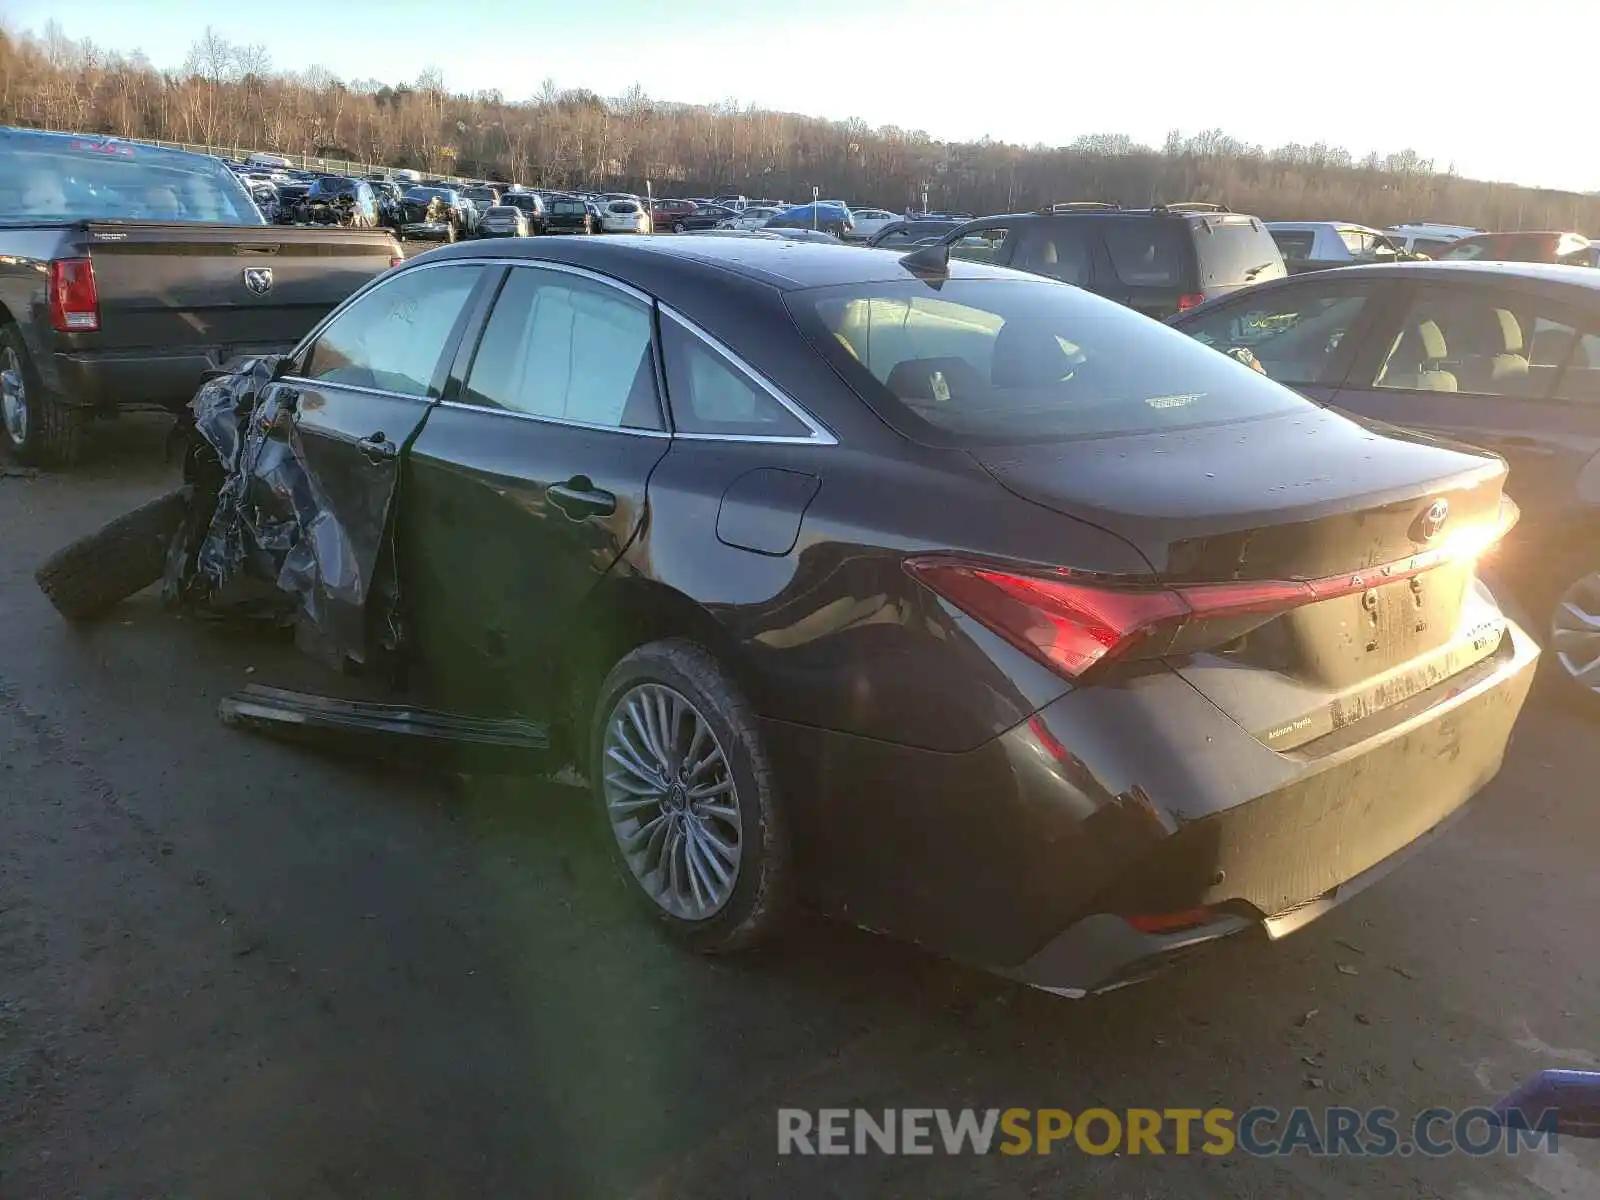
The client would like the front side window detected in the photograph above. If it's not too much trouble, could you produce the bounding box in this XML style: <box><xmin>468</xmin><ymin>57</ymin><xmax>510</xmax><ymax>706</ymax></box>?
<box><xmin>1338</xmin><ymin>228</ymin><xmax>1372</xmax><ymax>256</ymax></box>
<box><xmin>463</xmin><ymin>267</ymin><xmax>661</xmax><ymax>430</ymax></box>
<box><xmin>790</xmin><ymin>278</ymin><xmax>1305</xmax><ymax>445</ymax></box>
<box><xmin>1180</xmin><ymin>283</ymin><xmax>1374</xmax><ymax>386</ymax></box>
<box><xmin>947</xmin><ymin>225</ymin><xmax>1010</xmax><ymax>264</ymax></box>
<box><xmin>303</xmin><ymin>265</ymin><xmax>482</xmax><ymax>397</ymax></box>
<box><xmin>1374</xmin><ymin>288</ymin><xmax>1580</xmax><ymax>398</ymax></box>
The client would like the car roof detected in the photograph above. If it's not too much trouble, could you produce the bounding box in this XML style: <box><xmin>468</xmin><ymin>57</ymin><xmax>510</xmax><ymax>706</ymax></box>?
<box><xmin>413</xmin><ymin>232</ymin><xmax>1028</xmax><ymax>290</ymax></box>
<box><xmin>1266</xmin><ymin>220</ymin><xmax>1381</xmax><ymax>233</ymax></box>
<box><xmin>1246</xmin><ymin>259</ymin><xmax>1600</xmax><ymax>290</ymax></box>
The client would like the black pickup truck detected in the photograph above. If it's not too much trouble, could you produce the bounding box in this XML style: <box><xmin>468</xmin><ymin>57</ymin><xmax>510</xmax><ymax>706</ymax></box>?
<box><xmin>0</xmin><ymin>127</ymin><xmax>402</xmax><ymax>466</ymax></box>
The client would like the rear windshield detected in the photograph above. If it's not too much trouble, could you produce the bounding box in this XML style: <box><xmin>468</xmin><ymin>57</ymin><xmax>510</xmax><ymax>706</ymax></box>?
<box><xmin>462</xmin><ymin>188</ymin><xmax>496</xmax><ymax>201</ymax></box>
<box><xmin>552</xmin><ymin>200</ymin><xmax>586</xmax><ymax>214</ymax></box>
<box><xmin>308</xmin><ymin>177</ymin><xmax>357</xmax><ymax>197</ymax></box>
<box><xmin>788</xmin><ymin>278</ymin><xmax>1304</xmax><ymax>445</ymax></box>
<box><xmin>1196</xmin><ymin>219</ymin><xmax>1284</xmax><ymax>286</ymax></box>
<box><xmin>0</xmin><ymin>139</ymin><xmax>263</xmax><ymax>225</ymax></box>
<box><xmin>1269</xmin><ymin>229</ymin><xmax>1316</xmax><ymax>261</ymax></box>
<box><xmin>608</xmin><ymin>200</ymin><xmax>639</xmax><ymax>213</ymax></box>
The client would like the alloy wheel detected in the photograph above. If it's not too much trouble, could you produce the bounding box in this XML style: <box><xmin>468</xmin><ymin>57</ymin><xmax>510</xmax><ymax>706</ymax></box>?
<box><xmin>1</xmin><ymin>344</ymin><xmax>28</xmax><ymax>449</ymax></box>
<box><xmin>1551</xmin><ymin>572</ymin><xmax>1600</xmax><ymax>694</ymax></box>
<box><xmin>602</xmin><ymin>683</ymin><xmax>742</xmax><ymax>921</ymax></box>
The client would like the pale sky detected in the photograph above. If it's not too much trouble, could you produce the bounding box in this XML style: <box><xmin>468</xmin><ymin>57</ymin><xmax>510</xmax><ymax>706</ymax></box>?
<box><xmin>9</xmin><ymin>0</ymin><xmax>1591</xmax><ymax>193</ymax></box>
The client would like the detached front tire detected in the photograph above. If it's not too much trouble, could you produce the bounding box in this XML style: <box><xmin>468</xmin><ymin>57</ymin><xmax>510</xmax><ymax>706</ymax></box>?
<box><xmin>591</xmin><ymin>639</ymin><xmax>793</xmax><ymax>954</ymax></box>
<box><xmin>35</xmin><ymin>487</ymin><xmax>190</xmax><ymax>621</ymax></box>
<box><xmin>2</xmin><ymin>324</ymin><xmax>85</xmax><ymax>468</ymax></box>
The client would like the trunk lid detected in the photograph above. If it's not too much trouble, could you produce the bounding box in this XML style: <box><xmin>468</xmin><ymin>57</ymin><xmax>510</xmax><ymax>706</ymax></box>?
<box><xmin>971</xmin><ymin>407</ymin><xmax>1512</xmax><ymax>748</ymax></box>
<box><xmin>84</xmin><ymin>222</ymin><xmax>396</xmax><ymax>350</ymax></box>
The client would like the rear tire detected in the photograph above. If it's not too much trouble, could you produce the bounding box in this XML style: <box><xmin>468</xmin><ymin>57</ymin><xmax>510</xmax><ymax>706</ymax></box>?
<box><xmin>35</xmin><ymin>488</ymin><xmax>190</xmax><ymax>621</ymax></box>
<box><xmin>590</xmin><ymin>639</ymin><xmax>794</xmax><ymax>954</ymax></box>
<box><xmin>1514</xmin><ymin>543</ymin><xmax>1600</xmax><ymax>713</ymax></box>
<box><xmin>2</xmin><ymin>324</ymin><xmax>86</xmax><ymax>468</ymax></box>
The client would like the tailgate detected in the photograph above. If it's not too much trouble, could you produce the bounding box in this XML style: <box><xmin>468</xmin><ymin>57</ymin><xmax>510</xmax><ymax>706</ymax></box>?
<box><xmin>83</xmin><ymin>222</ymin><xmax>396</xmax><ymax>351</ymax></box>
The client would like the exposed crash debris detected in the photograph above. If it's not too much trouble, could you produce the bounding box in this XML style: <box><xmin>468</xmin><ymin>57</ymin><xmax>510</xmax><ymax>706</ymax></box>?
<box><xmin>168</xmin><ymin>356</ymin><xmax>353</xmax><ymax>629</ymax></box>
<box><xmin>36</xmin><ymin>352</ymin><xmax>403</xmax><ymax>677</ymax></box>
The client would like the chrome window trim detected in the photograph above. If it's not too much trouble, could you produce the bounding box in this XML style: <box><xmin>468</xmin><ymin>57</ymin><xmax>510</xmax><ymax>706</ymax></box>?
<box><xmin>445</xmin><ymin>260</ymin><xmax>667</xmax><ymax>433</ymax></box>
<box><xmin>287</xmin><ymin>257</ymin><xmax>488</xmax><ymax>366</ymax></box>
<box><xmin>432</xmin><ymin>399</ymin><xmax>671</xmax><ymax>438</ymax></box>
<box><xmin>658</xmin><ymin>306</ymin><xmax>838</xmax><ymax>446</ymax></box>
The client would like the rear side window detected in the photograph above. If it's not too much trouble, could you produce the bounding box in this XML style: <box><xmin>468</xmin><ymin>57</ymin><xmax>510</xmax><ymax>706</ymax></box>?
<box><xmin>1194</xmin><ymin>220</ymin><xmax>1284</xmax><ymax>287</ymax></box>
<box><xmin>1009</xmin><ymin>223</ymin><xmax>1094</xmax><ymax>286</ymax></box>
<box><xmin>1101</xmin><ymin>219</ymin><xmax>1188</xmax><ymax>287</ymax></box>
<box><xmin>462</xmin><ymin>267</ymin><xmax>661</xmax><ymax>429</ymax></box>
<box><xmin>660</xmin><ymin>316</ymin><xmax>812</xmax><ymax>438</ymax></box>
<box><xmin>790</xmin><ymin>278</ymin><xmax>1304</xmax><ymax>445</ymax></box>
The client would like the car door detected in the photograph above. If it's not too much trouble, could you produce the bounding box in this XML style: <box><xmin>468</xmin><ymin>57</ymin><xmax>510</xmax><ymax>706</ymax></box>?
<box><xmin>400</xmin><ymin>262</ymin><xmax>672</xmax><ymax>716</ymax></box>
<box><xmin>1327</xmin><ymin>279</ymin><xmax>1600</xmax><ymax>525</ymax></box>
<box><xmin>277</xmin><ymin>261</ymin><xmax>491</xmax><ymax>660</ymax></box>
<box><xmin>1169</xmin><ymin>275</ymin><xmax>1394</xmax><ymax>405</ymax></box>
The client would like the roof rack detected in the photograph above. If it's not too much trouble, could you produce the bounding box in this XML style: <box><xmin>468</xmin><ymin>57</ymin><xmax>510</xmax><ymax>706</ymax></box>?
<box><xmin>1153</xmin><ymin>201</ymin><xmax>1231</xmax><ymax>213</ymax></box>
<box><xmin>1037</xmin><ymin>201</ymin><xmax>1122</xmax><ymax>213</ymax></box>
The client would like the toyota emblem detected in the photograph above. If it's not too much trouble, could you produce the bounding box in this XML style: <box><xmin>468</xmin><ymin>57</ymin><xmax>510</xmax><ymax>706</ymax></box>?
<box><xmin>1414</xmin><ymin>498</ymin><xmax>1449</xmax><ymax>543</ymax></box>
<box><xmin>243</xmin><ymin>267</ymin><xmax>273</xmax><ymax>296</ymax></box>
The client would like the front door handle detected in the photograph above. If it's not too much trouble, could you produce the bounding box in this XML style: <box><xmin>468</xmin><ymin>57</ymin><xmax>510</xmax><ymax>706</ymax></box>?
<box><xmin>547</xmin><ymin>477</ymin><xmax>616</xmax><ymax>520</ymax></box>
<box><xmin>357</xmin><ymin>432</ymin><xmax>398</xmax><ymax>464</ymax></box>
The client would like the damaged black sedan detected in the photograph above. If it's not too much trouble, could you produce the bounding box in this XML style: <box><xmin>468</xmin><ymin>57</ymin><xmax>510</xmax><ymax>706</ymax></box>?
<box><xmin>35</xmin><ymin>235</ymin><xmax>1539</xmax><ymax>996</ymax></box>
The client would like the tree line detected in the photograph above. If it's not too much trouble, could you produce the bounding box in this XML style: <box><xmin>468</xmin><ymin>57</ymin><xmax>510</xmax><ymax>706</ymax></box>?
<box><xmin>4</xmin><ymin>20</ymin><xmax>1597</xmax><ymax>232</ymax></box>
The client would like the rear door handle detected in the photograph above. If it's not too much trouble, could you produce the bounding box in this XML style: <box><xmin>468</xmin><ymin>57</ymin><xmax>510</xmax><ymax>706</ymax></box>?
<box><xmin>547</xmin><ymin>477</ymin><xmax>616</xmax><ymax>520</ymax></box>
<box><xmin>357</xmin><ymin>432</ymin><xmax>398</xmax><ymax>463</ymax></box>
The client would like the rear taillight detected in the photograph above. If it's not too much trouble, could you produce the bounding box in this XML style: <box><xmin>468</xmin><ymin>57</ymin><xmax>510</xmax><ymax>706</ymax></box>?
<box><xmin>906</xmin><ymin>504</ymin><xmax>1518</xmax><ymax>681</ymax></box>
<box><xmin>48</xmin><ymin>258</ymin><xmax>100</xmax><ymax>332</ymax></box>
<box><xmin>1177</xmin><ymin>293</ymin><xmax>1206</xmax><ymax>311</ymax></box>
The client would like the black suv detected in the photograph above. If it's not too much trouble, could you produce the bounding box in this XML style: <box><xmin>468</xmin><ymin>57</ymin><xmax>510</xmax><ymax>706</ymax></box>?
<box><xmin>933</xmin><ymin>202</ymin><xmax>1286</xmax><ymax>319</ymax></box>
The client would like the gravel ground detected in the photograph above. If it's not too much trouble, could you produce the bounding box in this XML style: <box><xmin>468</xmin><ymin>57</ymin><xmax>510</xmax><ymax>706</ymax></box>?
<box><xmin>2</xmin><ymin>416</ymin><xmax>1599</xmax><ymax>1199</ymax></box>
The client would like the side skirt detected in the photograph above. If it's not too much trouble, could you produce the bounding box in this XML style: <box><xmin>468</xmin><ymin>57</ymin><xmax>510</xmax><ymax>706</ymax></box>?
<box><xmin>218</xmin><ymin>683</ymin><xmax>554</xmax><ymax>773</ymax></box>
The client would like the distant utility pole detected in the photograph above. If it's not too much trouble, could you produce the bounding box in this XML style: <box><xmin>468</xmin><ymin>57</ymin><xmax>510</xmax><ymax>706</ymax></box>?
<box><xmin>646</xmin><ymin>179</ymin><xmax>654</xmax><ymax>233</ymax></box>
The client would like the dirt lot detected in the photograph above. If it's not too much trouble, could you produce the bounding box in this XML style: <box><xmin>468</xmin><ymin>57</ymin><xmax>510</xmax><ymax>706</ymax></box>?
<box><xmin>3</xmin><ymin>416</ymin><xmax>1599</xmax><ymax>1199</ymax></box>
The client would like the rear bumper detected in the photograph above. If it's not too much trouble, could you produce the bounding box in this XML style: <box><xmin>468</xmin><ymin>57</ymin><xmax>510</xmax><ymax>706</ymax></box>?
<box><xmin>49</xmin><ymin>344</ymin><xmax>298</xmax><ymax>410</ymax></box>
<box><xmin>765</xmin><ymin>617</ymin><xmax>1539</xmax><ymax>996</ymax></box>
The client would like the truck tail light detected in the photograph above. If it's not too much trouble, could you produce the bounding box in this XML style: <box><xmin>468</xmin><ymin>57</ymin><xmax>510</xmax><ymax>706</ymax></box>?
<box><xmin>49</xmin><ymin>258</ymin><xmax>101</xmax><ymax>332</ymax></box>
<box><xmin>1177</xmin><ymin>293</ymin><xmax>1206</xmax><ymax>312</ymax></box>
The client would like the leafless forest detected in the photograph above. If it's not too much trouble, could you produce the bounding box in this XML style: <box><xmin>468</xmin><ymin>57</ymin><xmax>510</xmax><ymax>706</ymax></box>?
<box><xmin>4</xmin><ymin>20</ymin><xmax>1597</xmax><ymax>231</ymax></box>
